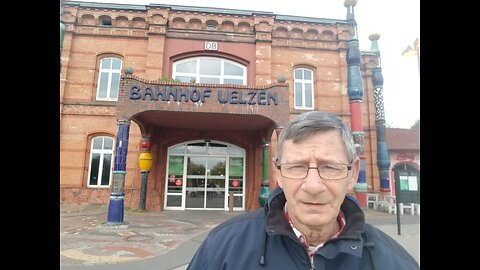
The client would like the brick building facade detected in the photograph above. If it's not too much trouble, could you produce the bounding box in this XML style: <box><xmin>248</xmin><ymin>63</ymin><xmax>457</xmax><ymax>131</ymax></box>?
<box><xmin>60</xmin><ymin>1</ymin><xmax>387</xmax><ymax>212</ymax></box>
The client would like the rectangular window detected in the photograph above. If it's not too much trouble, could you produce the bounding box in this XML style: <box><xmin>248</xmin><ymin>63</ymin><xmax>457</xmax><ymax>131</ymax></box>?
<box><xmin>101</xmin><ymin>154</ymin><xmax>112</xmax><ymax>185</ymax></box>
<box><xmin>101</xmin><ymin>59</ymin><xmax>111</xmax><ymax>69</ymax></box>
<box><xmin>294</xmin><ymin>69</ymin><xmax>303</xmax><ymax>79</ymax></box>
<box><xmin>88</xmin><ymin>136</ymin><xmax>114</xmax><ymax>187</ymax></box>
<box><xmin>208</xmin><ymin>143</ymin><xmax>228</xmax><ymax>155</ymax></box>
<box><xmin>110</xmin><ymin>73</ymin><xmax>120</xmax><ymax>99</ymax></box>
<box><xmin>294</xmin><ymin>68</ymin><xmax>314</xmax><ymax>110</ymax></box>
<box><xmin>304</xmin><ymin>83</ymin><xmax>312</xmax><ymax>107</ymax></box>
<box><xmin>89</xmin><ymin>153</ymin><xmax>100</xmax><ymax>186</ymax></box>
<box><xmin>224</xmin><ymin>79</ymin><xmax>244</xmax><ymax>85</ymax></box>
<box><xmin>98</xmin><ymin>72</ymin><xmax>109</xmax><ymax>98</ymax></box>
<box><xmin>200</xmin><ymin>59</ymin><xmax>221</xmax><ymax>75</ymax></box>
<box><xmin>176</xmin><ymin>61</ymin><xmax>197</xmax><ymax>73</ymax></box>
<box><xmin>167</xmin><ymin>156</ymin><xmax>184</xmax><ymax>194</ymax></box>
<box><xmin>92</xmin><ymin>137</ymin><xmax>103</xmax><ymax>149</ymax></box>
<box><xmin>295</xmin><ymin>82</ymin><xmax>303</xmax><ymax>105</ymax></box>
<box><xmin>224</xmin><ymin>62</ymin><xmax>243</xmax><ymax>76</ymax></box>
<box><xmin>229</xmin><ymin>157</ymin><xmax>244</xmax><ymax>208</ymax></box>
<box><xmin>199</xmin><ymin>77</ymin><xmax>220</xmax><ymax>84</ymax></box>
<box><xmin>187</xmin><ymin>143</ymin><xmax>207</xmax><ymax>154</ymax></box>
<box><xmin>175</xmin><ymin>76</ymin><xmax>195</xmax><ymax>83</ymax></box>
<box><xmin>96</xmin><ymin>57</ymin><xmax>122</xmax><ymax>101</ymax></box>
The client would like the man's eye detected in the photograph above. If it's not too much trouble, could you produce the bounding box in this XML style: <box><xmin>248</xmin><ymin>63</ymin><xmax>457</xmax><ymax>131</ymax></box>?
<box><xmin>287</xmin><ymin>165</ymin><xmax>306</xmax><ymax>171</ymax></box>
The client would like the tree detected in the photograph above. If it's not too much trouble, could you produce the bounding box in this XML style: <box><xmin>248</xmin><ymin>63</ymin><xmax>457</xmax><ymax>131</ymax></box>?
<box><xmin>410</xmin><ymin>119</ymin><xmax>420</xmax><ymax>129</ymax></box>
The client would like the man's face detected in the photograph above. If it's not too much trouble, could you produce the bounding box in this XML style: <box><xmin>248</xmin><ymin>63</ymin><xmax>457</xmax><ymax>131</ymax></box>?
<box><xmin>275</xmin><ymin>130</ymin><xmax>359</xmax><ymax>230</ymax></box>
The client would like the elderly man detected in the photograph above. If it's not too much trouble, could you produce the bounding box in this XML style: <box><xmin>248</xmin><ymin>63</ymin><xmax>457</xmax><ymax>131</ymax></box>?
<box><xmin>187</xmin><ymin>111</ymin><xmax>419</xmax><ymax>270</ymax></box>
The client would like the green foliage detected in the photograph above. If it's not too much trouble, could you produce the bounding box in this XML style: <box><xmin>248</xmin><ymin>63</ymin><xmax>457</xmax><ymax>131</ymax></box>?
<box><xmin>410</xmin><ymin>119</ymin><xmax>420</xmax><ymax>129</ymax></box>
<box><xmin>124</xmin><ymin>66</ymin><xmax>134</xmax><ymax>74</ymax></box>
<box><xmin>385</xmin><ymin>121</ymin><xmax>395</xmax><ymax>128</ymax></box>
<box><xmin>157</xmin><ymin>77</ymin><xmax>181</xmax><ymax>83</ymax></box>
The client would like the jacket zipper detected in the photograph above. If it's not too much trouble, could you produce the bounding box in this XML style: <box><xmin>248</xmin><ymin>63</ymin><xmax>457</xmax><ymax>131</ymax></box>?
<box><xmin>284</xmin><ymin>233</ymin><xmax>315</xmax><ymax>270</ymax></box>
<box><xmin>306</xmin><ymin>250</ymin><xmax>313</xmax><ymax>270</ymax></box>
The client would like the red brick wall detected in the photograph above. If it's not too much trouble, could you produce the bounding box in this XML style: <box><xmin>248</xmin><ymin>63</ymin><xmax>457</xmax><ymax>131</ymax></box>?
<box><xmin>60</xmin><ymin>2</ymin><xmax>382</xmax><ymax>211</ymax></box>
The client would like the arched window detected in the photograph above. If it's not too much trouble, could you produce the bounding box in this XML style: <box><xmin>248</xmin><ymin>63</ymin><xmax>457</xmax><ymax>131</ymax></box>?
<box><xmin>173</xmin><ymin>57</ymin><xmax>246</xmax><ymax>85</ymax></box>
<box><xmin>294</xmin><ymin>68</ymin><xmax>314</xmax><ymax>110</ymax></box>
<box><xmin>96</xmin><ymin>57</ymin><xmax>122</xmax><ymax>101</ymax></box>
<box><xmin>87</xmin><ymin>136</ymin><xmax>114</xmax><ymax>187</ymax></box>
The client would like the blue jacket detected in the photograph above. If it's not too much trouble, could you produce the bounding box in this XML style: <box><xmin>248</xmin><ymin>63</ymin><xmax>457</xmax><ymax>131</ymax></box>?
<box><xmin>187</xmin><ymin>187</ymin><xmax>419</xmax><ymax>270</ymax></box>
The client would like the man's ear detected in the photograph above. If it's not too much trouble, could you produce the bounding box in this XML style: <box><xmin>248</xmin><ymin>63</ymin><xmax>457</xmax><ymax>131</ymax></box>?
<box><xmin>347</xmin><ymin>157</ymin><xmax>360</xmax><ymax>191</ymax></box>
<box><xmin>272</xmin><ymin>160</ymin><xmax>284</xmax><ymax>188</ymax></box>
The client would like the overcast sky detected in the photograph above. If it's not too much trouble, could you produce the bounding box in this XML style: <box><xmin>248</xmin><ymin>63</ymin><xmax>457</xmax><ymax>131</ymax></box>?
<box><xmin>72</xmin><ymin>0</ymin><xmax>420</xmax><ymax>128</ymax></box>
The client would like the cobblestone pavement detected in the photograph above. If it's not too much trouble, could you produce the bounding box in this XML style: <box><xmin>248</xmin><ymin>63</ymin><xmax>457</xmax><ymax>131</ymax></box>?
<box><xmin>60</xmin><ymin>204</ymin><xmax>419</xmax><ymax>268</ymax></box>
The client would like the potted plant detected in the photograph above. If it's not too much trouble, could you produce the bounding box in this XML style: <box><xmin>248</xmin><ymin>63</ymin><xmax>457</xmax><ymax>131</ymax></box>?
<box><xmin>124</xmin><ymin>66</ymin><xmax>134</xmax><ymax>75</ymax></box>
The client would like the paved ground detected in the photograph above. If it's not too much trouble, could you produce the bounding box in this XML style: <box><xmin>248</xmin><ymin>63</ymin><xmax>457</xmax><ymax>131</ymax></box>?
<box><xmin>60</xmin><ymin>204</ymin><xmax>419</xmax><ymax>269</ymax></box>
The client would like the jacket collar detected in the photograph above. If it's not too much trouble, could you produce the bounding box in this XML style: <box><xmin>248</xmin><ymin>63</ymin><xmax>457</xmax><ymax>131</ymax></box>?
<box><xmin>264</xmin><ymin>186</ymin><xmax>365</xmax><ymax>240</ymax></box>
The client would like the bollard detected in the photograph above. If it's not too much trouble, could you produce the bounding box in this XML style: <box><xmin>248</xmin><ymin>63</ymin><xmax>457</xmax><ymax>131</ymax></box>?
<box><xmin>229</xmin><ymin>191</ymin><xmax>234</xmax><ymax>212</ymax></box>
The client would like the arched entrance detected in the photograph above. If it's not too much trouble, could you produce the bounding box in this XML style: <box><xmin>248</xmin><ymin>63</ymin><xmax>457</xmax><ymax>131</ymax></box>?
<box><xmin>393</xmin><ymin>162</ymin><xmax>420</xmax><ymax>204</ymax></box>
<box><xmin>164</xmin><ymin>140</ymin><xmax>245</xmax><ymax>210</ymax></box>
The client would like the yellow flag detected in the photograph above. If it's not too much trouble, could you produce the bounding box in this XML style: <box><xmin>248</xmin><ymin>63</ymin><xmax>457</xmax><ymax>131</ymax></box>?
<box><xmin>402</xmin><ymin>38</ymin><xmax>419</xmax><ymax>56</ymax></box>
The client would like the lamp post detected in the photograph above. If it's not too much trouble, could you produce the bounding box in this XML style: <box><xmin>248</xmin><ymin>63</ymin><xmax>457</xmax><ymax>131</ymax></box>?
<box><xmin>138</xmin><ymin>138</ymin><xmax>153</xmax><ymax>211</ymax></box>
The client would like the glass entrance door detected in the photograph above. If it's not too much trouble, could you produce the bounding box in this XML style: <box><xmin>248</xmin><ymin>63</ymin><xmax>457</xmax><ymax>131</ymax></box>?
<box><xmin>185</xmin><ymin>157</ymin><xmax>226</xmax><ymax>209</ymax></box>
<box><xmin>165</xmin><ymin>141</ymin><xmax>245</xmax><ymax>211</ymax></box>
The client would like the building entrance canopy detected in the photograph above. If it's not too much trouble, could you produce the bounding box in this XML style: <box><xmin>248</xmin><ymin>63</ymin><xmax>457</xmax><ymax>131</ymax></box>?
<box><xmin>118</xmin><ymin>75</ymin><xmax>290</xmax><ymax>137</ymax></box>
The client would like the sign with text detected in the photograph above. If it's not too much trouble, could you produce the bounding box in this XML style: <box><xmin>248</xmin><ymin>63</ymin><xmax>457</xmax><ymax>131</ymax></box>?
<box><xmin>397</xmin><ymin>153</ymin><xmax>415</xmax><ymax>161</ymax></box>
<box><xmin>229</xmin><ymin>157</ymin><xmax>244</xmax><ymax>176</ymax></box>
<box><xmin>399</xmin><ymin>175</ymin><xmax>409</xmax><ymax>191</ymax></box>
<box><xmin>408</xmin><ymin>176</ymin><xmax>418</xmax><ymax>191</ymax></box>
<box><xmin>129</xmin><ymin>86</ymin><xmax>278</xmax><ymax>106</ymax></box>
<box><xmin>168</xmin><ymin>156</ymin><xmax>184</xmax><ymax>175</ymax></box>
<box><xmin>205</xmin><ymin>41</ymin><xmax>218</xmax><ymax>50</ymax></box>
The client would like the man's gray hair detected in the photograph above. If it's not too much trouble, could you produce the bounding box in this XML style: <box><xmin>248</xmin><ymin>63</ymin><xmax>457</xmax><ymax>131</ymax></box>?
<box><xmin>274</xmin><ymin>111</ymin><xmax>357</xmax><ymax>165</ymax></box>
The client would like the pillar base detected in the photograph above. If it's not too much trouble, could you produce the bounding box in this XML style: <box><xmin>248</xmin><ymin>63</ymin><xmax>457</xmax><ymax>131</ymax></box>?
<box><xmin>355</xmin><ymin>192</ymin><xmax>367</xmax><ymax>209</ymax></box>
<box><xmin>379</xmin><ymin>187</ymin><xmax>391</xmax><ymax>193</ymax></box>
<box><xmin>258</xmin><ymin>182</ymin><xmax>270</xmax><ymax>207</ymax></box>
<box><xmin>107</xmin><ymin>194</ymin><xmax>125</xmax><ymax>224</ymax></box>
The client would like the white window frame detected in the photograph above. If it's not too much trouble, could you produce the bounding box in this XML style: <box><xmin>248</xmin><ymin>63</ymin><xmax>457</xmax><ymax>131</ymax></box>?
<box><xmin>87</xmin><ymin>136</ymin><xmax>114</xmax><ymax>188</ymax></box>
<box><xmin>96</xmin><ymin>57</ymin><xmax>122</xmax><ymax>101</ymax></box>
<box><xmin>173</xmin><ymin>57</ymin><xmax>247</xmax><ymax>85</ymax></box>
<box><xmin>293</xmin><ymin>68</ymin><xmax>314</xmax><ymax>110</ymax></box>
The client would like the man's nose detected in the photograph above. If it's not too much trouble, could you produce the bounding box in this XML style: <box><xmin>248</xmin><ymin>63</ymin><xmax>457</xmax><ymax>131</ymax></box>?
<box><xmin>302</xmin><ymin>167</ymin><xmax>327</xmax><ymax>192</ymax></box>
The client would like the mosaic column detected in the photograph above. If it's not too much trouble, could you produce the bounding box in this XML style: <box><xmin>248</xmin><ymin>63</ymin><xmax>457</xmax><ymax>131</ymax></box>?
<box><xmin>346</xmin><ymin>39</ymin><xmax>367</xmax><ymax>208</ymax></box>
<box><xmin>344</xmin><ymin>0</ymin><xmax>359</xmax><ymax>39</ymax></box>
<box><xmin>60</xmin><ymin>21</ymin><xmax>65</xmax><ymax>72</ymax></box>
<box><xmin>258</xmin><ymin>142</ymin><xmax>269</xmax><ymax>207</ymax></box>
<box><xmin>107</xmin><ymin>119</ymin><xmax>131</xmax><ymax>224</ymax></box>
<box><xmin>370</xmin><ymin>33</ymin><xmax>391</xmax><ymax>192</ymax></box>
<box><xmin>60</xmin><ymin>0</ymin><xmax>65</xmax><ymax>73</ymax></box>
<box><xmin>138</xmin><ymin>137</ymin><xmax>153</xmax><ymax>211</ymax></box>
